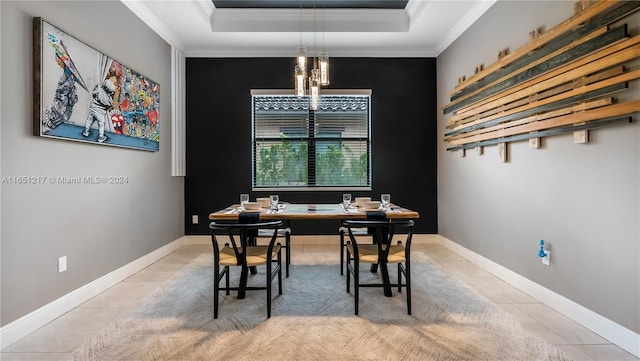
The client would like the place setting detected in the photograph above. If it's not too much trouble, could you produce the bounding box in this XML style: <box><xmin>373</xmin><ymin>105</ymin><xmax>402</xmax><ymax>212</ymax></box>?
<box><xmin>340</xmin><ymin>193</ymin><xmax>392</xmax><ymax>214</ymax></box>
<box><xmin>225</xmin><ymin>194</ymin><xmax>287</xmax><ymax>214</ymax></box>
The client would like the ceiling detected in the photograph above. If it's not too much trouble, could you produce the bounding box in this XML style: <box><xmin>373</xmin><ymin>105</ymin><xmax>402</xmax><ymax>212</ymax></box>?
<box><xmin>122</xmin><ymin>0</ymin><xmax>496</xmax><ymax>57</ymax></box>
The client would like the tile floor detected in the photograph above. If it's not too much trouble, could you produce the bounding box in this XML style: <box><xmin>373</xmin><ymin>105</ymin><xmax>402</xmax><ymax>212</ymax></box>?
<box><xmin>1</xmin><ymin>240</ymin><xmax>637</xmax><ymax>361</ymax></box>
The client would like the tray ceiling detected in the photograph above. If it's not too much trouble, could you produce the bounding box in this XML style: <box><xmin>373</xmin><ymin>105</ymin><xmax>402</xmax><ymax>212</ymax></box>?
<box><xmin>122</xmin><ymin>0</ymin><xmax>496</xmax><ymax>57</ymax></box>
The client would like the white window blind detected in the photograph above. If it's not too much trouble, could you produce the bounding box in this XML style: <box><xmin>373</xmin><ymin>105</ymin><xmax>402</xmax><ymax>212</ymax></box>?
<box><xmin>252</xmin><ymin>92</ymin><xmax>371</xmax><ymax>190</ymax></box>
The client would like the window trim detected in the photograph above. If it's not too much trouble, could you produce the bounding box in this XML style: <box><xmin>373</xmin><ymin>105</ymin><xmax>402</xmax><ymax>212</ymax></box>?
<box><xmin>251</xmin><ymin>89</ymin><xmax>372</xmax><ymax>192</ymax></box>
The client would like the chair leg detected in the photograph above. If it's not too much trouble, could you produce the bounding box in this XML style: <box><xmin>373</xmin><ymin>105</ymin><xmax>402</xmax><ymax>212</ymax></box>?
<box><xmin>285</xmin><ymin>232</ymin><xmax>291</xmax><ymax>277</ymax></box>
<box><xmin>278</xmin><ymin>248</ymin><xmax>283</xmax><ymax>295</ymax></box>
<box><xmin>225</xmin><ymin>266</ymin><xmax>230</xmax><ymax>295</ymax></box>
<box><xmin>406</xmin><ymin>260</ymin><xmax>411</xmax><ymax>315</ymax></box>
<box><xmin>398</xmin><ymin>263</ymin><xmax>402</xmax><ymax>293</ymax></box>
<box><xmin>267</xmin><ymin>259</ymin><xmax>272</xmax><ymax>319</ymax></box>
<box><xmin>339</xmin><ymin>230</ymin><xmax>345</xmax><ymax>275</ymax></box>
<box><xmin>354</xmin><ymin>257</ymin><xmax>360</xmax><ymax>316</ymax></box>
<box><xmin>214</xmin><ymin>263</ymin><xmax>219</xmax><ymax>319</ymax></box>
<box><xmin>346</xmin><ymin>247</ymin><xmax>351</xmax><ymax>292</ymax></box>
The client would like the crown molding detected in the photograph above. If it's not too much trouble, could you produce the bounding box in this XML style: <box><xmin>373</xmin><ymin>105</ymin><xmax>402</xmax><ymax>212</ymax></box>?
<box><xmin>120</xmin><ymin>0</ymin><xmax>184</xmax><ymax>51</ymax></box>
<box><xmin>434</xmin><ymin>0</ymin><xmax>496</xmax><ymax>56</ymax></box>
<box><xmin>193</xmin><ymin>0</ymin><xmax>216</xmax><ymax>24</ymax></box>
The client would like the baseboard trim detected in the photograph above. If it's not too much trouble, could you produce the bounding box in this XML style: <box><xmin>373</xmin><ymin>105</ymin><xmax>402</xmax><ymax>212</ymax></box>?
<box><xmin>437</xmin><ymin>235</ymin><xmax>640</xmax><ymax>358</ymax></box>
<box><xmin>183</xmin><ymin>235</ymin><xmax>209</xmax><ymax>245</ymax></box>
<box><xmin>0</xmin><ymin>236</ymin><xmax>187</xmax><ymax>351</ymax></box>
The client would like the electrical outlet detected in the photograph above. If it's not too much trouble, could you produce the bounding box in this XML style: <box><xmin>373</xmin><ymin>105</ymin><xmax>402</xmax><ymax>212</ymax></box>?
<box><xmin>541</xmin><ymin>250</ymin><xmax>550</xmax><ymax>266</ymax></box>
<box><xmin>58</xmin><ymin>256</ymin><xmax>67</xmax><ymax>273</ymax></box>
<box><xmin>192</xmin><ymin>215</ymin><xmax>199</xmax><ymax>224</ymax></box>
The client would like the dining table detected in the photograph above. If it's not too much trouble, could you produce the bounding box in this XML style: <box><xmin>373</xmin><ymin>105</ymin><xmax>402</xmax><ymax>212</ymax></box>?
<box><xmin>209</xmin><ymin>203</ymin><xmax>420</xmax><ymax>220</ymax></box>
<box><xmin>209</xmin><ymin>202</ymin><xmax>420</xmax><ymax>298</ymax></box>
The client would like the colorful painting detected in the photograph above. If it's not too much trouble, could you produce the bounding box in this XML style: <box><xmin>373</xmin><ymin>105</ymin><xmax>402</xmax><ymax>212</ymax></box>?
<box><xmin>33</xmin><ymin>18</ymin><xmax>159</xmax><ymax>151</ymax></box>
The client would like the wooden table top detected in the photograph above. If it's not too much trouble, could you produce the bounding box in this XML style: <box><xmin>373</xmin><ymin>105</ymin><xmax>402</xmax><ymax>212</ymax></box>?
<box><xmin>209</xmin><ymin>203</ymin><xmax>420</xmax><ymax>221</ymax></box>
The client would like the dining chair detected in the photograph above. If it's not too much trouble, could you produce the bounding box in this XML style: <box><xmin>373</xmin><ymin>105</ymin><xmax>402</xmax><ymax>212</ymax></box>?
<box><xmin>209</xmin><ymin>220</ymin><xmax>284</xmax><ymax>319</ymax></box>
<box><xmin>340</xmin><ymin>210</ymin><xmax>389</xmax><ymax>275</ymax></box>
<box><xmin>339</xmin><ymin>225</ymin><xmax>368</xmax><ymax>275</ymax></box>
<box><xmin>343</xmin><ymin>219</ymin><xmax>415</xmax><ymax>315</ymax></box>
<box><xmin>258</xmin><ymin>221</ymin><xmax>291</xmax><ymax>277</ymax></box>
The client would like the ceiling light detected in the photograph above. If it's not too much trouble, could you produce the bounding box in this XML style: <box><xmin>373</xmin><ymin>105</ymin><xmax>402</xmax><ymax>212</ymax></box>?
<box><xmin>294</xmin><ymin>64</ymin><xmax>306</xmax><ymax>97</ymax></box>
<box><xmin>309</xmin><ymin>68</ymin><xmax>320</xmax><ymax>110</ymax></box>
<box><xmin>292</xmin><ymin>4</ymin><xmax>330</xmax><ymax>107</ymax></box>
<box><xmin>296</xmin><ymin>46</ymin><xmax>307</xmax><ymax>72</ymax></box>
<box><xmin>319</xmin><ymin>52</ymin><xmax>330</xmax><ymax>86</ymax></box>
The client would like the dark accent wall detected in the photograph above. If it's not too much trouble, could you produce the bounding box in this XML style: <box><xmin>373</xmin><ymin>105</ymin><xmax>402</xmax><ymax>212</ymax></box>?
<box><xmin>185</xmin><ymin>57</ymin><xmax>437</xmax><ymax>234</ymax></box>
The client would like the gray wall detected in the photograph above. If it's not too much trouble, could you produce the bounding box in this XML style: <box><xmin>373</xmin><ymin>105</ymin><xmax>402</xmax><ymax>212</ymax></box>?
<box><xmin>0</xmin><ymin>1</ymin><xmax>184</xmax><ymax>326</ymax></box>
<box><xmin>437</xmin><ymin>1</ymin><xmax>639</xmax><ymax>333</ymax></box>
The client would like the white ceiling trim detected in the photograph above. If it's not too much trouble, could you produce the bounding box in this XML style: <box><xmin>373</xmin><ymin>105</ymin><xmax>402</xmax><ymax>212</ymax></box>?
<box><xmin>120</xmin><ymin>0</ymin><xmax>184</xmax><ymax>51</ymax></box>
<box><xmin>404</xmin><ymin>0</ymin><xmax>429</xmax><ymax>26</ymax></box>
<box><xmin>192</xmin><ymin>0</ymin><xmax>216</xmax><ymax>24</ymax></box>
<box><xmin>433</xmin><ymin>0</ymin><xmax>496</xmax><ymax>55</ymax></box>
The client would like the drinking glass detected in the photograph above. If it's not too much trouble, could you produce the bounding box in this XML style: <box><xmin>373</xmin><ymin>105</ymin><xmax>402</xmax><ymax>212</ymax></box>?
<box><xmin>342</xmin><ymin>193</ymin><xmax>351</xmax><ymax>207</ymax></box>
<box><xmin>381</xmin><ymin>194</ymin><xmax>391</xmax><ymax>210</ymax></box>
<box><xmin>240</xmin><ymin>193</ymin><xmax>249</xmax><ymax>209</ymax></box>
<box><xmin>270</xmin><ymin>194</ymin><xmax>279</xmax><ymax>210</ymax></box>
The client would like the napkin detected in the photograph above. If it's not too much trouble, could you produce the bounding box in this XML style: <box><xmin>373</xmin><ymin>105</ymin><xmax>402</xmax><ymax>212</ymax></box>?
<box><xmin>366</xmin><ymin>211</ymin><xmax>387</xmax><ymax>220</ymax></box>
<box><xmin>239</xmin><ymin>212</ymin><xmax>260</xmax><ymax>223</ymax></box>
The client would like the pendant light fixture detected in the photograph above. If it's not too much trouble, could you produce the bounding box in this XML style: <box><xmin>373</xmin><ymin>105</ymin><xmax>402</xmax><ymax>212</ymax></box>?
<box><xmin>319</xmin><ymin>6</ymin><xmax>330</xmax><ymax>86</ymax></box>
<box><xmin>296</xmin><ymin>46</ymin><xmax>307</xmax><ymax>73</ymax></box>
<box><xmin>292</xmin><ymin>2</ymin><xmax>329</xmax><ymax>105</ymax></box>
<box><xmin>309</xmin><ymin>6</ymin><xmax>320</xmax><ymax>110</ymax></box>
<box><xmin>294</xmin><ymin>64</ymin><xmax>306</xmax><ymax>98</ymax></box>
<box><xmin>309</xmin><ymin>67</ymin><xmax>320</xmax><ymax>110</ymax></box>
<box><xmin>318</xmin><ymin>52</ymin><xmax>330</xmax><ymax>86</ymax></box>
<box><xmin>294</xmin><ymin>5</ymin><xmax>307</xmax><ymax>97</ymax></box>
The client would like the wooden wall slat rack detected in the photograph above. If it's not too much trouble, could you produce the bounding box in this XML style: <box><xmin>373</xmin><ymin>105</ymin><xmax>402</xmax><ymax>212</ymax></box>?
<box><xmin>442</xmin><ymin>0</ymin><xmax>640</xmax><ymax>158</ymax></box>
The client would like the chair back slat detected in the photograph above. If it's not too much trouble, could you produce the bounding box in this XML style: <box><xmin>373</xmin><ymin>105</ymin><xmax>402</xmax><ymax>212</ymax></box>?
<box><xmin>344</xmin><ymin>219</ymin><xmax>414</xmax><ymax>260</ymax></box>
<box><xmin>210</xmin><ymin>221</ymin><xmax>283</xmax><ymax>265</ymax></box>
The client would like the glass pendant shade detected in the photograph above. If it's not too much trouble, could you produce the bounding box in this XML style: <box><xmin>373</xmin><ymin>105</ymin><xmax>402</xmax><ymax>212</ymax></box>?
<box><xmin>296</xmin><ymin>47</ymin><xmax>307</xmax><ymax>72</ymax></box>
<box><xmin>294</xmin><ymin>65</ymin><xmax>306</xmax><ymax>98</ymax></box>
<box><xmin>318</xmin><ymin>52</ymin><xmax>330</xmax><ymax>86</ymax></box>
<box><xmin>309</xmin><ymin>69</ymin><xmax>320</xmax><ymax>110</ymax></box>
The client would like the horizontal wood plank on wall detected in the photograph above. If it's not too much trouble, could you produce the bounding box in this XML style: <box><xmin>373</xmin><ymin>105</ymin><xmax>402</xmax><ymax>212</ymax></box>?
<box><xmin>449</xmin><ymin>100</ymin><xmax>640</xmax><ymax>146</ymax></box>
<box><xmin>446</xmin><ymin>66</ymin><xmax>627</xmax><ymax>131</ymax></box>
<box><xmin>444</xmin><ymin>98</ymin><xmax>614</xmax><ymax>143</ymax></box>
<box><xmin>446</xmin><ymin>117</ymin><xmax>632</xmax><ymax>151</ymax></box>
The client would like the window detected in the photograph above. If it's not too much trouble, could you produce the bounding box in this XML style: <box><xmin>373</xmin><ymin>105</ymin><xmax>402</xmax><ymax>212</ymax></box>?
<box><xmin>252</xmin><ymin>90</ymin><xmax>371</xmax><ymax>191</ymax></box>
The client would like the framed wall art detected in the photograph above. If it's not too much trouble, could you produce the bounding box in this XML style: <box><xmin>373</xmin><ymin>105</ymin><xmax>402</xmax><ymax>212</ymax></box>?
<box><xmin>33</xmin><ymin>17</ymin><xmax>160</xmax><ymax>151</ymax></box>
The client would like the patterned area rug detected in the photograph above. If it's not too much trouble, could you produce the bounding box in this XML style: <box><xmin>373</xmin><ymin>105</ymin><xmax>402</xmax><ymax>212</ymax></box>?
<box><xmin>66</xmin><ymin>252</ymin><xmax>572</xmax><ymax>361</ymax></box>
